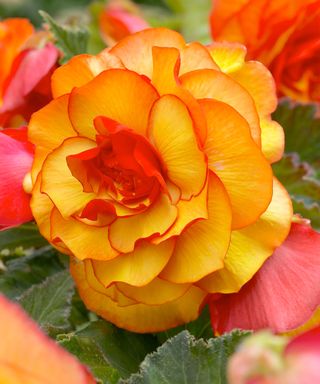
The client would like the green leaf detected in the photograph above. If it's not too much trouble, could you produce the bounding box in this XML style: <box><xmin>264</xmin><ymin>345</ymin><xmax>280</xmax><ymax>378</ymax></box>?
<box><xmin>0</xmin><ymin>247</ymin><xmax>65</xmax><ymax>299</ymax></box>
<box><xmin>59</xmin><ymin>330</ymin><xmax>121</xmax><ymax>384</ymax></box>
<box><xmin>39</xmin><ymin>10</ymin><xmax>89</xmax><ymax>63</ymax></box>
<box><xmin>273</xmin><ymin>153</ymin><xmax>320</xmax><ymax>229</ymax></box>
<box><xmin>157</xmin><ymin>305</ymin><xmax>213</xmax><ymax>344</ymax></box>
<box><xmin>18</xmin><ymin>270</ymin><xmax>74</xmax><ymax>336</ymax></box>
<box><xmin>58</xmin><ymin>320</ymin><xmax>159</xmax><ymax>382</ymax></box>
<box><xmin>122</xmin><ymin>330</ymin><xmax>250</xmax><ymax>384</ymax></box>
<box><xmin>164</xmin><ymin>0</ymin><xmax>211</xmax><ymax>43</ymax></box>
<box><xmin>0</xmin><ymin>223</ymin><xmax>48</xmax><ymax>251</ymax></box>
<box><xmin>273</xmin><ymin>99</ymin><xmax>320</xmax><ymax>177</ymax></box>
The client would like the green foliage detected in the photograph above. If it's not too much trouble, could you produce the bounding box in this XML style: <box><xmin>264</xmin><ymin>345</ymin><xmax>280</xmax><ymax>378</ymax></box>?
<box><xmin>0</xmin><ymin>247</ymin><xmax>65</xmax><ymax>299</ymax></box>
<box><xmin>122</xmin><ymin>330</ymin><xmax>250</xmax><ymax>384</ymax></box>
<box><xmin>59</xmin><ymin>320</ymin><xmax>159</xmax><ymax>383</ymax></box>
<box><xmin>157</xmin><ymin>305</ymin><xmax>213</xmax><ymax>344</ymax></box>
<box><xmin>0</xmin><ymin>223</ymin><xmax>47</xmax><ymax>251</ymax></box>
<box><xmin>40</xmin><ymin>10</ymin><xmax>89</xmax><ymax>63</ymax></box>
<box><xmin>273</xmin><ymin>99</ymin><xmax>320</xmax><ymax>177</ymax></box>
<box><xmin>18</xmin><ymin>270</ymin><xmax>75</xmax><ymax>336</ymax></box>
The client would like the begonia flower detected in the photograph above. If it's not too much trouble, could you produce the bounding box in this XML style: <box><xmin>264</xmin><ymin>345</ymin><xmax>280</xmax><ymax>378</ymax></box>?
<box><xmin>228</xmin><ymin>326</ymin><xmax>320</xmax><ymax>384</ymax></box>
<box><xmin>99</xmin><ymin>0</ymin><xmax>149</xmax><ymax>46</ymax></box>
<box><xmin>0</xmin><ymin>294</ymin><xmax>95</xmax><ymax>383</ymax></box>
<box><xmin>0</xmin><ymin>18</ymin><xmax>59</xmax><ymax>127</ymax></box>
<box><xmin>210</xmin><ymin>0</ymin><xmax>320</xmax><ymax>102</ymax></box>
<box><xmin>0</xmin><ymin>127</ymin><xmax>34</xmax><ymax>230</ymax></box>
<box><xmin>28</xmin><ymin>28</ymin><xmax>298</xmax><ymax>333</ymax></box>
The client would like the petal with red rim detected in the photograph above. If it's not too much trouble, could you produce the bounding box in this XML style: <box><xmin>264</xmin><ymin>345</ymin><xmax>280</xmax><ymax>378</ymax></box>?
<box><xmin>92</xmin><ymin>238</ymin><xmax>175</xmax><ymax>287</ymax></box>
<box><xmin>200</xmin><ymin>99</ymin><xmax>273</xmax><ymax>229</ymax></box>
<box><xmin>153</xmin><ymin>180</ymin><xmax>208</xmax><ymax>244</ymax></box>
<box><xmin>210</xmin><ymin>221</ymin><xmax>320</xmax><ymax>334</ymax></box>
<box><xmin>180</xmin><ymin>69</ymin><xmax>261</xmax><ymax>145</ymax></box>
<box><xmin>149</xmin><ymin>94</ymin><xmax>207</xmax><ymax>200</ymax></box>
<box><xmin>110</xmin><ymin>27</ymin><xmax>185</xmax><ymax>78</ymax></box>
<box><xmin>109</xmin><ymin>193</ymin><xmax>177</xmax><ymax>253</ymax></box>
<box><xmin>52</xmin><ymin>50</ymin><xmax>124</xmax><ymax>98</ymax></box>
<box><xmin>51</xmin><ymin>208</ymin><xmax>117</xmax><ymax>261</ymax></box>
<box><xmin>0</xmin><ymin>295</ymin><xmax>95</xmax><ymax>384</ymax></box>
<box><xmin>28</xmin><ymin>94</ymin><xmax>76</xmax><ymax>182</ymax></box>
<box><xmin>69</xmin><ymin>69</ymin><xmax>159</xmax><ymax>139</ymax></box>
<box><xmin>116</xmin><ymin>278</ymin><xmax>190</xmax><ymax>305</ymax></box>
<box><xmin>160</xmin><ymin>172</ymin><xmax>232</xmax><ymax>283</ymax></box>
<box><xmin>41</xmin><ymin>137</ymin><xmax>97</xmax><ymax>218</ymax></box>
<box><xmin>71</xmin><ymin>259</ymin><xmax>207</xmax><ymax>333</ymax></box>
<box><xmin>199</xmin><ymin>178</ymin><xmax>292</xmax><ymax>293</ymax></box>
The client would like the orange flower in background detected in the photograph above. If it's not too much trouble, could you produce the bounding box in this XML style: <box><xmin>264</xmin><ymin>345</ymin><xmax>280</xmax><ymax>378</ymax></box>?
<box><xmin>29</xmin><ymin>27</ymin><xmax>293</xmax><ymax>333</ymax></box>
<box><xmin>0</xmin><ymin>18</ymin><xmax>59</xmax><ymax>127</ymax></box>
<box><xmin>99</xmin><ymin>0</ymin><xmax>149</xmax><ymax>46</ymax></box>
<box><xmin>210</xmin><ymin>0</ymin><xmax>320</xmax><ymax>102</ymax></box>
<box><xmin>0</xmin><ymin>294</ymin><xmax>95</xmax><ymax>383</ymax></box>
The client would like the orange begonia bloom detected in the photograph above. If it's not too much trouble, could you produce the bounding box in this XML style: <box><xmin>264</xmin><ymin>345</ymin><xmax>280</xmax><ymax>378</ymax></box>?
<box><xmin>29</xmin><ymin>28</ymin><xmax>293</xmax><ymax>333</ymax></box>
<box><xmin>210</xmin><ymin>0</ymin><xmax>320</xmax><ymax>102</ymax></box>
<box><xmin>0</xmin><ymin>295</ymin><xmax>95</xmax><ymax>383</ymax></box>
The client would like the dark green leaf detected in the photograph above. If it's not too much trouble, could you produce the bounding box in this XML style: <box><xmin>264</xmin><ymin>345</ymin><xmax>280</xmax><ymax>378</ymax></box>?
<box><xmin>122</xmin><ymin>330</ymin><xmax>250</xmax><ymax>384</ymax></box>
<box><xmin>39</xmin><ymin>10</ymin><xmax>89</xmax><ymax>63</ymax></box>
<box><xmin>0</xmin><ymin>223</ymin><xmax>47</xmax><ymax>251</ymax></box>
<box><xmin>157</xmin><ymin>305</ymin><xmax>213</xmax><ymax>344</ymax></box>
<box><xmin>18</xmin><ymin>270</ymin><xmax>74</xmax><ymax>336</ymax></box>
<box><xmin>273</xmin><ymin>153</ymin><xmax>320</xmax><ymax>229</ymax></box>
<box><xmin>59</xmin><ymin>330</ymin><xmax>121</xmax><ymax>384</ymax></box>
<box><xmin>58</xmin><ymin>320</ymin><xmax>158</xmax><ymax>381</ymax></box>
<box><xmin>273</xmin><ymin>99</ymin><xmax>320</xmax><ymax>176</ymax></box>
<box><xmin>0</xmin><ymin>247</ymin><xmax>64</xmax><ymax>299</ymax></box>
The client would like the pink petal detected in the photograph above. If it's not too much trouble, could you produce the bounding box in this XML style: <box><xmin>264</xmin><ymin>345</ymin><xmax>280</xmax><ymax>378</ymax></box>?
<box><xmin>0</xmin><ymin>129</ymin><xmax>34</xmax><ymax>229</ymax></box>
<box><xmin>0</xmin><ymin>43</ymin><xmax>58</xmax><ymax>124</ymax></box>
<box><xmin>210</xmin><ymin>222</ymin><xmax>320</xmax><ymax>333</ymax></box>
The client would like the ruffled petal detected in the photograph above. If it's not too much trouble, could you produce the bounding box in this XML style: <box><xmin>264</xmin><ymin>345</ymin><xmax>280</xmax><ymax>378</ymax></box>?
<box><xmin>41</xmin><ymin>137</ymin><xmax>97</xmax><ymax>218</ymax></box>
<box><xmin>51</xmin><ymin>208</ymin><xmax>117</xmax><ymax>261</ymax></box>
<box><xmin>91</xmin><ymin>238</ymin><xmax>175</xmax><ymax>287</ymax></box>
<box><xmin>110</xmin><ymin>27</ymin><xmax>185</xmax><ymax>78</ymax></box>
<box><xmin>200</xmin><ymin>99</ymin><xmax>273</xmax><ymax>228</ymax></box>
<box><xmin>210</xmin><ymin>221</ymin><xmax>320</xmax><ymax>334</ymax></box>
<box><xmin>51</xmin><ymin>50</ymin><xmax>124</xmax><ymax>98</ymax></box>
<box><xmin>198</xmin><ymin>178</ymin><xmax>292</xmax><ymax>293</ymax></box>
<box><xmin>180</xmin><ymin>68</ymin><xmax>261</xmax><ymax>144</ymax></box>
<box><xmin>160</xmin><ymin>172</ymin><xmax>232</xmax><ymax>283</ymax></box>
<box><xmin>148</xmin><ymin>94</ymin><xmax>207</xmax><ymax>199</ymax></box>
<box><xmin>71</xmin><ymin>259</ymin><xmax>207</xmax><ymax>333</ymax></box>
<box><xmin>69</xmin><ymin>69</ymin><xmax>159</xmax><ymax>139</ymax></box>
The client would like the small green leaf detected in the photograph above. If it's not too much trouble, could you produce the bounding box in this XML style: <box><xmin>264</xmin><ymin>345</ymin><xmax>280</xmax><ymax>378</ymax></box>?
<box><xmin>59</xmin><ymin>331</ymin><xmax>120</xmax><ymax>384</ymax></box>
<box><xmin>0</xmin><ymin>247</ymin><xmax>65</xmax><ymax>299</ymax></box>
<box><xmin>39</xmin><ymin>10</ymin><xmax>89</xmax><ymax>63</ymax></box>
<box><xmin>157</xmin><ymin>305</ymin><xmax>213</xmax><ymax>344</ymax></box>
<box><xmin>18</xmin><ymin>270</ymin><xmax>74</xmax><ymax>336</ymax></box>
<box><xmin>273</xmin><ymin>153</ymin><xmax>320</xmax><ymax>229</ymax></box>
<box><xmin>273</xmin><ymin>99</ymin><xmax>320</xmax><ymax>177</ymax></box>
<box><xmin>58</xmin><ymin>320</ymin><xmax>158</xmax><ymax>382</ymax></box>
<box><xmin>122</xmin><ymin>329</ymin><xmax>250</xmax><ymax>384</ymax></box>
<box><xmin>0</xmin><ymin>223</ymin><xmax>47</xmax><ymax>251</ymax></box>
